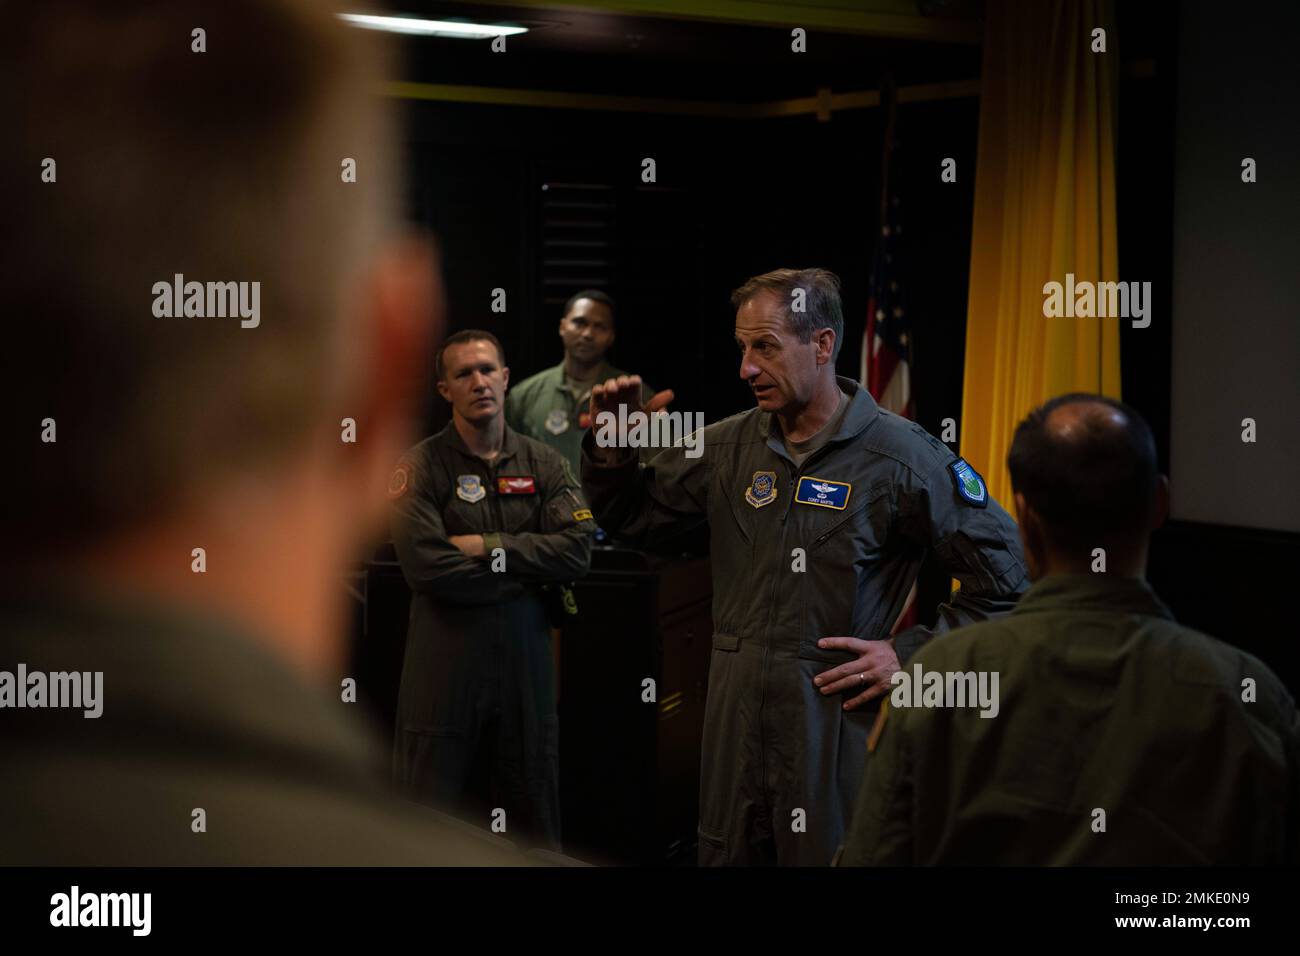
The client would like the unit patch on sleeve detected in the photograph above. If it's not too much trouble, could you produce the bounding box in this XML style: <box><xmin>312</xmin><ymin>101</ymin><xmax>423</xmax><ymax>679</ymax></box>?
<box><xmin>387</xmin><ymin>462</ymin><xmax>412</xmax><ymax>500</ymax></box>
<box><xmin>948</xmin><ymin>458</ymin><xmax>988</xmax><ymax>508</ymax></box>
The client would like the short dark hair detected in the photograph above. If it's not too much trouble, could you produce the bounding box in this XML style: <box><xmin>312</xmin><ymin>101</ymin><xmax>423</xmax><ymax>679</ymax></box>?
<box><xmin>1006</xmin><ymin>393</ymin><xmax>1159</xmax><ymax>552</ymax></box>
<box><xmin>4</xmin><ymin>0</ymin><xmax>392</xmax><ymax>552</ymax></box>
<box><xmin>435</xmin><ymin>330</ymin><xmax>506</xmax><ymax>380</ymax></box>
<box><xmin>563</xmin><ymin>289</ymin><xmax>615</xmax><ymax>318</ymax></box>
<box><xmin>730</xmin><ymin>268</ymin><xmax>844</xmax><ymax>362</ymax></box>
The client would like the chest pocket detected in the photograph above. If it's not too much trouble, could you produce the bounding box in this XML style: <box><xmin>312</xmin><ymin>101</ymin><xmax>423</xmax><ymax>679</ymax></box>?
<box><xmin>440</xmin><ymin>494</ymin><xmax>490</xmax><ymax>536</ymax></box>
<box><xmin>496</xmin><ymin>488</ymin><xmax>544</xmax><ymax>533</ymax></box>
<box><xmin>803</xmin><ymin>482</ymin><xmax>891</xmax><ymax>559</ymax></box>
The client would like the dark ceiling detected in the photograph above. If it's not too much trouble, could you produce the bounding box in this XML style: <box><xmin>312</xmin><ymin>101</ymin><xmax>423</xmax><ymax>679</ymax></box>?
<box><xmin>358</xmin><ymin>1</ymin><xmax>987</xmax><ymax>101</ymax></box>
<box><xmin>349</xmin><ymin>1</ymin><xmax>1170</xmax><ymax>105</ymax></box>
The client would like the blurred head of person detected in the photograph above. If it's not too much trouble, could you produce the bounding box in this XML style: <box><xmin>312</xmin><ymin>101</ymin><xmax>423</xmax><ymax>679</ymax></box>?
<box><xmin>2</xmin><ymin>0</ymin><xmax>440</xmax><ymax>677</ymax></box>
<box><xmin>557</xmin><ymin>290</ymin><xmax>615</xmax><ymax>371</ymax></box>
<box><xmin>436</xmin><ymin>331</ymin><xmax>509</xmax><ymax>428</ymax></box>
<box><xmin>1007</xmin><ymin>394</ymin><xmax>1169</xmax><ymax>580</ymax></box>
<box><xmin>731</xmin><ymin>269</ymin><xmax>842</xmax><ymax>416</ymax></box>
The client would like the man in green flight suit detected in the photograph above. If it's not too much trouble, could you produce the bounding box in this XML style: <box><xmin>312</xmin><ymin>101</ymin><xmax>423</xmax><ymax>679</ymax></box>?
<box><xmin>391</xmin><ymin>330</ymin><xmax>596</xmax><ymax>850</ymax></box>
<box><xmin>839</xmin><ymin>394</ymin><xmax>1299</xmax><ymax>865</ymax></box>
<box><xmin>582</xmin><ymin>268</ymin><xmax>1030</xmax><ymax>865</ymax></box>
<box><xmin>506</xmin><ymin>290</ymin><xmax>655</xmax><ymax>477</ymax></box>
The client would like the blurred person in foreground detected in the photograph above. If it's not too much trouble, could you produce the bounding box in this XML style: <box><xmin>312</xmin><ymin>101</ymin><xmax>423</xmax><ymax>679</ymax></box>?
<box><xmin>0</xmin><ymin>0</ymin><xmax>532</xmax><ymax>864</ymax></box>
<box><xmin>839</xmin><ymin>394</ymin><xmax>1298</xmax><ymax>865</ymax></box>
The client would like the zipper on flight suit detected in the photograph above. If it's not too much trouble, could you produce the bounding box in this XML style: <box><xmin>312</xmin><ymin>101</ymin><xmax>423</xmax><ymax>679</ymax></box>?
<box><xmin>485</xmin><ymin>454</ymin><xmax>509</xmax><ymax>723</ymax></box>
<box><xmin>756</xmin><ymin>451</ymin><xmax>803</xmax><ymax>837</ymax></box>
<box><xmin>756</xmin><ymin>434</ymin><xmax>848</xmax><ymax>844</ymax></box>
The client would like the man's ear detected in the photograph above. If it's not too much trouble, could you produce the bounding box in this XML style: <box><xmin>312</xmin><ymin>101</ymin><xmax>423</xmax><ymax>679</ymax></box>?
<box><xmin>501</xmin><ymin>366</ymin><xmax>510</xmax><ymax>390</ymax></box>
<box><xmin>436</xmin><ymin>379</ymin><xmax>451</xmax><ymax>403</ymax></box>
<box><xmin>817</xmin><ymin>328</ymin><xmax>836</xmax><ymax>367</ymax></box>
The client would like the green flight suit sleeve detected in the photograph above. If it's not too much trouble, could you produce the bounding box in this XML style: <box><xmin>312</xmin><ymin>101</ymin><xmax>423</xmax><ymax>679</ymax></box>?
<box><xmin>504</xmin><ymin>387</ymin><xmax>526</xmax><ymax>435</ymax></box>
<box><xmin>390</xmin><ymin>453</ymin><xmax>524</xmax><ymax>605</ymax></box>
<box><xmin>839</xmin><ymin>701</ymin><xmax>915</xmax><ymax>865</ymax></box>
<box><xmin>891</xmin><ymin>457</ymin><xmax>1030</xmax><ymax>663</ymax></box>
<box><xmin>579</xmin><ymin>428</ymin><xmax>709</xmax><ymax>550</ymax></box>
<box><xmin>482</xmin><ymin>457</ymin><xmax>595</xmax><ymax>582</ymax></box>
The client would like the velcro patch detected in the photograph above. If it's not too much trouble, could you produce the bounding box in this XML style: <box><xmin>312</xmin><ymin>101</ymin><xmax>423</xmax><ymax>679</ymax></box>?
<box><xmin>387</xmin><ymin>463</ymin><xmax>412</xmax><ymax>500</ymax></box>
<box><xmin>795</xmin><ymin>476</ymin><xmax>851</xmax><ymax>510</ymax></box>
<box><xmin>497</xmin><ymin>475</ymin><xmax>537</xmax><ymax>495</ymax></box>
<box><xmin>949</xmin><ymin>458</ymin><xmax>988</xmax><ymax>508</ymax></box>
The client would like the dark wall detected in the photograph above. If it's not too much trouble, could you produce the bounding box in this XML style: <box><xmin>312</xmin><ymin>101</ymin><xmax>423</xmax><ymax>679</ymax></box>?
<box><xmin>401</xmin><ymin>93</ymin><xmax>978</xmax><ymax>440</ymax></box>
<box><xmin>1116</xmin><ymin>4</ymin><xmax>1300</xmax><ymax>693</ymax></box>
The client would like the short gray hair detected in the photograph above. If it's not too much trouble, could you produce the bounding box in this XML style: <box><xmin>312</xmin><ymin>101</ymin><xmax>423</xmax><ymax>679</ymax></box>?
<box><xmin>730</xmin><ymin>268</ymin><xmax>844</xmax><ymax>361</ymax></box>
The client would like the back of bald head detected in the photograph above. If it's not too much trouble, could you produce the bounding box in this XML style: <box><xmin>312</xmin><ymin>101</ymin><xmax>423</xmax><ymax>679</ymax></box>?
<box><xmin>1007</xmin><ymin>393</ymin><xmax>1159</xmax><ymax>554</ymax></box>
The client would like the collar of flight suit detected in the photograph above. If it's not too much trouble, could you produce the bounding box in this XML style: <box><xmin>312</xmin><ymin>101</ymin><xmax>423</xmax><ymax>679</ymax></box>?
<box><xmin>543</xmin><ymin>359</ymin><xmax>619</xmax><ymax>395</ymax></box>
<box><xmin>437</xmin><ymin>418</ymin><xmax>523</xmax><ymax>466</ymax></box>
<box><xmin>758</xmin><ymin>375</ymin><xmax>880</xmax><ymax>460</ymax></box>
<box><xmin>1011</xmin><ymin>573</ymin><xmax>1177</xmax><ymax>621</ymax></box>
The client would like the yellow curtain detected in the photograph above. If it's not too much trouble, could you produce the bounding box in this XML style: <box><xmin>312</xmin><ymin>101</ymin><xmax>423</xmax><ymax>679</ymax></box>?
<box><xmin>960</xmin><ymin>0</ymin><xmax>1122</xmax><ymax>510</ymax></box>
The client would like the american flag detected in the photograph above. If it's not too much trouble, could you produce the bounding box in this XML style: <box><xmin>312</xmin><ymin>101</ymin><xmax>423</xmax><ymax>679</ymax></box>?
<box><xmin>861</xmin><ymin>79</ymin><xmax>918</xmax><ymax>633</ymax></box>
<box><xmin>861</xmin><ymin>80</ymin><xmax>913</xmax><ymax>419</ymax></box>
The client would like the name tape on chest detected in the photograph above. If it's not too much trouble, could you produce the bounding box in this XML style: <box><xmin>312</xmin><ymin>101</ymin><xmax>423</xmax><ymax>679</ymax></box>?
<box><xmin>795</xmin><ymin>476</ymin><xmax>852</xmax><ymax>510</ymax></box>
<box><xmin>496</xmin><ymin>475</ymin><xmax>537</xmax><ymax>495</ymax></box>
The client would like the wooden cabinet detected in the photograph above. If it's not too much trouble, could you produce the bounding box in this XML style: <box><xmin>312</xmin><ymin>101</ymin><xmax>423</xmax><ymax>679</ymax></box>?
<box><xmin>558</xmin><ymin>551</ymin><xmax>713</xmax><ymax>865</ymax></box>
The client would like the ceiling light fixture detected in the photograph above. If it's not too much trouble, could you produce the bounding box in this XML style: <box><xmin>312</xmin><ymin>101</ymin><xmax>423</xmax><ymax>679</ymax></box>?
<box><xmin>338</xmin><ymin>14</ymin><xmax>527</xmax><ymax>39</ymax></box>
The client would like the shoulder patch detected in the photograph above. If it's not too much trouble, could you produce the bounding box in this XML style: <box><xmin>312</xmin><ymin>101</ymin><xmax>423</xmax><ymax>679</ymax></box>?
<box><xmin>949</xmin><ymin>458</ymin><xmax>988</xmax><ymax>508</ymax></box>
<box><xmin>387</xmin><ymin>462</ymin><xmax>412</xmax><ymax>500</ymax></box>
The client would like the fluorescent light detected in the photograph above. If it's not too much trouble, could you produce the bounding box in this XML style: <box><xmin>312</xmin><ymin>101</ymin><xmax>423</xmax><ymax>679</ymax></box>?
<box><xmin>339</xmin><ymin>14</ymin><xmax>527</xmax><ymax>39</ymax></box>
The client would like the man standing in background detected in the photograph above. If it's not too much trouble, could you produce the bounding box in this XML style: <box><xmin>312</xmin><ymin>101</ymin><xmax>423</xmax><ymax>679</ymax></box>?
<box><xmin>507</xmin><ymin>290</ymin><xmax>655</xmax><ymax>477</ymax></box>
<box><xmin>391</xmin><ymin>330</ymin><xmax>596</xmax><ymax>850</ymax></box>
